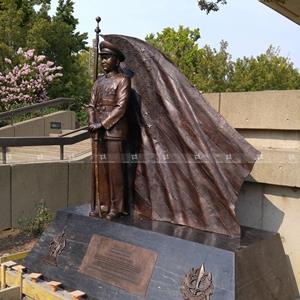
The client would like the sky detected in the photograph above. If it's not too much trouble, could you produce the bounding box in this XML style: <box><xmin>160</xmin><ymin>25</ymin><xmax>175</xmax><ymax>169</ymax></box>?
<box><xmin>50</xmin><ymin>0</ymin><xmax>300</xmax><ymax>69</ymax></box>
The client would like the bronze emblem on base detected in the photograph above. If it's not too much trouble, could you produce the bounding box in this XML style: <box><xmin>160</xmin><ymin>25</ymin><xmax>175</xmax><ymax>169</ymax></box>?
<box><xmin>44</xmin><ymin>230</ymin><xmax>66</xmax><ymax>266</ymax></box>
<box><xmin>181</xmin><ymin>264</ymin><xmax>214</xmax><ymax>300</ymax></box>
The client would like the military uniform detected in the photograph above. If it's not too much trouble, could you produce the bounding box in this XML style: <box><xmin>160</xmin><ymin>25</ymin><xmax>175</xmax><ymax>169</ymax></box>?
<box><xmin>89</xmin><ymin>73</ymin><xmax>130</xmax><ymax>140</ymax></box>
<box><xmin>88</xmin><ymin>41</ymin><xmax>131</xmax><ymax>218</ymax></box>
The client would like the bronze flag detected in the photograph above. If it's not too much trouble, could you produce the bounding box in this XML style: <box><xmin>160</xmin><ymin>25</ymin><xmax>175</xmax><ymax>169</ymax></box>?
<box><xmin>104</xmin><ymin>35</ymin><xmax>260</xmax><ymax>237</ymax></box>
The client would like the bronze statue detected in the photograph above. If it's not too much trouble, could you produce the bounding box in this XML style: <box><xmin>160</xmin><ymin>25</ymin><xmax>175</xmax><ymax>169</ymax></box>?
<box><xmin>88</xmin><ymin>39</ymin><xmax>131</xmax><ymax>220</ymax></box>
<box><xmin>100</xmin><ymin>34</ymin><xmax>260</xmax><ymax>237</ymax></box>
<box><xmin>88</xmin><ymin>18</ymin><xmax>259</xmax><ymax>237</ymax></box>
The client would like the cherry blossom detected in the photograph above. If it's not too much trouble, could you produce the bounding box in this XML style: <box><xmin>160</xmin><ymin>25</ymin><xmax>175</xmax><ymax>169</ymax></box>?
<box><xmin>0</xmin><ymin>48</ymin><xmax>63</xmax><ymax>111</ymax></box>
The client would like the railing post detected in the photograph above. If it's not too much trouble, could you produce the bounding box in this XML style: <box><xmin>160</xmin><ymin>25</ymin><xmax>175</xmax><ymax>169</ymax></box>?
<box><xmin>2</xmin><ymin>147</ymin><xmax>7</xmax><ymax>164</ymax></box>
<box><xmin>60</xmin><ymin>145</ymin><xmax>64</xmax><ymax>160</ymax></box>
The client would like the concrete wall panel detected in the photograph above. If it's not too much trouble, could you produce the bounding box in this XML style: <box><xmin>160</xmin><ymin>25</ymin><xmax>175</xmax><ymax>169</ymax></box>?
<box><xmin>220</xmin><ymin>90</ymin><xmax>300</xmax><ymax>130</ymax></box>
<box><xmin>236</xmin><ymin>182</ymin><xmax>300</xmax><ymax>292</ymax></box>
<box><xmin>262</xmin><ymin>185</ymin><xmax>300</xmax><ymax>290</ymax></box>
<box><xmin>0</xmin><ymin>125</ymin><xmax>15</xmax><ymax>137</ymax></box>
<box><xmin>203</xmin><ymin>93</ymin><xmax>220</xmax><ymax>112</ymax></box>
<box><xmin>0</xmin><ymin>165</ymin><xmax>11</xmax><ymax>230</ymax></box>
<box><xmin>14</xmin><ymin>117</ymin><xmax>45</xmax><ymax>137</ymax></box>
<box><xmin>68</xmin><ymin>161</ymin><xmax>92</xmax><ymax>207</ymax></box>
<box><xmin>1</xmin><ymin>111</ymin><xmax>76</xmax><ymax>138</ymax></box>
<box><xmin>239</xmin><ymin>129</ymin><xmax>300</xmax><ymax>150</ymax></box>
<box><xmin>250</xmin><ymin>149</ymin><xmax>300</xmax><ymax>188</ymax></box>
<box><xmin>11</xmin><ymin>162</ymin><xmax>68</xmax><ymax>226</ymax></box>
<box><xmin>44</xmin><ymin>111</ymin><xmax>76</xmax><ymax>136</ymax></box>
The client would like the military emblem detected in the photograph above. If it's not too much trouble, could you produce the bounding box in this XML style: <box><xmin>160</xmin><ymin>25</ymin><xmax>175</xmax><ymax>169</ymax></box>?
<box><xmin>44</xmin><ymin>229</ymin><xmax>66</xmax><ymax>266</ymax></box>
<box><xmin>180</xmin><ymin>264</ymin><xmax>214</xmax><ymax>300</ymax></box>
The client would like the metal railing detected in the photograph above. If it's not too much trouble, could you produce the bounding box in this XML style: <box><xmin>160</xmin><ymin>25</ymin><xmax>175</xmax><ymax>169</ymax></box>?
<box><xmin>0</xmin><ymin>126</ymin><xmax>90</xmax><ymax>164</ymax></box>
<box><xmin>0</xmin><ymin>98</ymin><xmax>74</xmax><ymax>125</ymax></box>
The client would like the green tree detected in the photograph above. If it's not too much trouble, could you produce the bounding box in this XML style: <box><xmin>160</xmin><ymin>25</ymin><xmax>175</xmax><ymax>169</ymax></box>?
<box><xmin>0</xmin><ymin>0</ymin><xmax>51</xmax><ymax>69</ymax></box>
<box><xmin>197</xmin><ymin>0</ymin><xmax>227</xmax><ymax>14</ymax></box>
<box><xmin>67</xmin><ymin>49</ymin><xmax>93</xmax><ymax>125</ymax></box>
<box><xmin>0</xmin><ymin>0</ymin><xmax>27</xmax><ymax>67</ymax></box>
<box><xmin>0</xmin><ymin>0</ymin><xmax>91</xmax><ymax>123</ymax></box>
<box><xmin>146</xmin><ymin>26</ymin><xmax>233</xmax><ymax>92</ymax></box>
<box><xmin>229</xmin><ymin>46</ymin><xmax>300</xmax><ymax>91</ymax></box>
<box><xmin>196</xmin><ymin>0</ymin><xmax>286</xmax><ymax>13</ymax></box>
<box><xmin>146</xmin><ymin>26</ymin><xmax>201</xmax><ymax>77</ymax></box>
<box><xmin>26</xmin><ymin>0</ymin><xmax>89</xmax><ymax>97</ymax></box>
<box><xmin>146</xmin><ymin>26</ymin><xmax>300</xmax><ymax>93</ymax></box>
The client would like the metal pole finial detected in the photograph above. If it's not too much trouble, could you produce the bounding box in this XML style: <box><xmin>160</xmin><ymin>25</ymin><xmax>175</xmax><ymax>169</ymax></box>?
<box><xmin>94</xmin><ymin>16</ymin><xmax>101</xmax><ymax>81</ymax></box>
<box><xmin>95</xmin><ymin>16</ymin><xmax>101</xmax><ymax>34</ymax></box>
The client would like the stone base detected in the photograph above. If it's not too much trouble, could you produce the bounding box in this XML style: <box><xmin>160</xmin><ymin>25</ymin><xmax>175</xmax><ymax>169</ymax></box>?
<box><xmin>24</xmin><ymin>205</ymin><xmax>296</xmax><ymax>300</ymax></box>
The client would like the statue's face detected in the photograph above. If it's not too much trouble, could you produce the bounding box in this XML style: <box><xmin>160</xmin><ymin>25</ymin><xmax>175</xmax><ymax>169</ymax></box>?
<box><xmin>100</xmin><ymin>54</ymin><xmax>119</xmax><ymax>73</ymax></box>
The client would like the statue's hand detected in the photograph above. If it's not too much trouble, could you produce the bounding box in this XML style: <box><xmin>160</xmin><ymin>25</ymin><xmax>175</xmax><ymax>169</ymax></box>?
<box><xmin>88</xmin><ymin>123</ymin><xmax>102</xmax><ymax>132</ymax></box>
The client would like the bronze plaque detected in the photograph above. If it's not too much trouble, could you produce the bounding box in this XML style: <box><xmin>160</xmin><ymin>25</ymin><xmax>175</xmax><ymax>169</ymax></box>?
<box><xmin>79</xmin><ymin>234</ymin><xmax>158</xmax><ymax>297</ymax></box>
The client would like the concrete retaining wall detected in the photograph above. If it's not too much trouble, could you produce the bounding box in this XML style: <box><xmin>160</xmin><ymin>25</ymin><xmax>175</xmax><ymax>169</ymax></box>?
<box><xmin>204</xmin><ymin>90</ymin><xmax>300</xmax><ymax>130</ymax></box>
<box><xmin>14</xmin><ymin>117</ymin><xmax>45</xmax><ymax>137</ymax></box>
<box><xmin>0</xmin><ymin>165</ymin><xmax>11</xmax><ymax>229</ymax></box>
<box><xmin>235</xmin><ymin>182</ymin><xmax>300</xmax><ymax>295</ymax></box>
<box><xmin>203</xmin><ymin>90</ymin><xmax>300</xmax><ymax>293</ymax></box>
<box><xmin>0</xmin><ymin>161</ymin><xmax>92</xmax><ymax>229</ymax></box>
<box><xmin>68</xmin><ymin>161</ymin><xmax>92</xmax><ymax>207</ymax></box>
<box><xmin>0</xmin><ymin>111</ymin><xmax>76</xmax><ymax>137</ymax></box>
<box><xmin>0</xmin><ymin>126</ymin><xmax>15</xmax><ymax>137</ymax></box>
<box><xmin>11</xmin><ymin>162</ymin><xmax>69</xmax><ymax>226</ymax></box>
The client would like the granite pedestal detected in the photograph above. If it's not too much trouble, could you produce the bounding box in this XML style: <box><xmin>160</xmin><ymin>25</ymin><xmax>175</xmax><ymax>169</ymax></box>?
<box><xmin>24</xmin><ymin>205</ymin><xmax>296</xmax><ymax>300</ymax></box>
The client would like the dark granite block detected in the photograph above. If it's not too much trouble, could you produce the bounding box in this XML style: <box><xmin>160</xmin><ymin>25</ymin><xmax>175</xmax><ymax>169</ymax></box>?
<box><xmin>24</xmin><ymin>205</ymin><xmax>296</xmax><ymax>300</ymax></box>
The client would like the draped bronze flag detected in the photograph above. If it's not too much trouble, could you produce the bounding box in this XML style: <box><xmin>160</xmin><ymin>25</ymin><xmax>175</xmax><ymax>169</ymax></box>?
<box><xmin>105</xmin><ymin>35</ymin><xmax>260</xmax><ymax>237</ymax></box>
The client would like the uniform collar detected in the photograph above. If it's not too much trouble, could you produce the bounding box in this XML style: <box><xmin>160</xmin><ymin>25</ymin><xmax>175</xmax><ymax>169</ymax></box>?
<box><xmin>105</xmin><ymin>71</ymin><xmax>118</xmax><ymax>78</ymax></box>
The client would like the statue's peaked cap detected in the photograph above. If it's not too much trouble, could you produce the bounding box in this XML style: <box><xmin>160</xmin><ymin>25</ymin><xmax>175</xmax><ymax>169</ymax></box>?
<box><xmin>99</xmin><ymin>40</ymin><xmax>125</xmax><ymax>62</ymax></box>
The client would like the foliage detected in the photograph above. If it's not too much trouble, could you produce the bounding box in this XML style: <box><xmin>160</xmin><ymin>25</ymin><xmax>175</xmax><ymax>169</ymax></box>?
<box><xmin>146</xmin><ymin>26</ymin><xmax>233</xmax><ymax>92</ymax></box>
<box><xmin>70</xmin><ymin>49</ymin><xmax>93</xmax><ymax>125</ymax></box>
<box><xmin>0</xmin><ymin>0</ymin><xmax>51</xmax><ymax>69</ymax></box>
<box><xmin>197</xmin><ymin>0</ymin><xmax>227</xmax><ymax>14</ymax></box>
<box><xmin>228</xmin><ymin>46</ymin><xmax>300</xmax><ymax>91</ymax></box>
<box><xmin>0</xmin><ymin>0</ymin><xmax>30</xmax><ymax>67</ymax></box>
<box><xmin>196</xmin><ymin>1</ymin><xmax>286</xmax><ymax>13</ymax></box>
<box><xmin>27</xmin><ymin>0</ymin><xmax>88</xmax><ymax>94</ymax></box>
<box><xmin>17</xmin><ymin>202</ymin><xmax>53</xmax><ymax>237</ymax></box>
<box><xmin>0</xmin><ymin>48</ymin><xmax>62</xmax><ymax>111</ymax></box>
<box><xmin>146</xmin><ymin>27</ymin><xmax>201</xmax><ymax>76</ymax></box>
<box><xmin>146</xmin><ymin>26</ymin><xmax>300</xmax><ymax>93</ymax></box>
<box><xmin>0</xmin><ymin>0</ymin><xmax>90</xmax><ymax>119</ymax></box>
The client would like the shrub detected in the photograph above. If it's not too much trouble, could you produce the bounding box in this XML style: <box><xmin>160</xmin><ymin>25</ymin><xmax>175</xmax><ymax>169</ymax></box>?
<box><xmin>18</xmin><ymin>202</ymin><xmax>53</xmax><ymax>237</ymax></box>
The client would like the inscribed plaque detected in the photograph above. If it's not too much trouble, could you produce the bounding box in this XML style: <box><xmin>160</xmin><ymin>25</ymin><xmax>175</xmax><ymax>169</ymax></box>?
<box><xmin>79</xmin><ymin>234</ymin><xmax>158</xmax><ymax>297</ymax></box>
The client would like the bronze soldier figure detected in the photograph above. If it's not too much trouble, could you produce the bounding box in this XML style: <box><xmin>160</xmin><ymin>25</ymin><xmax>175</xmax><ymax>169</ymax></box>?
<box><xmin>88</xmin><ymin>40</ymin><xmax>131</xmax><ymax>220</ymax></box>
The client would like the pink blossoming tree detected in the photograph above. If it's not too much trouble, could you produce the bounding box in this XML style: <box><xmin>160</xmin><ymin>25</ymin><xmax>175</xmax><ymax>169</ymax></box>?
<box><xmin>0</xmin><ymin>48</ymin><xmax>63</xmax><ymax>111</ymax></box>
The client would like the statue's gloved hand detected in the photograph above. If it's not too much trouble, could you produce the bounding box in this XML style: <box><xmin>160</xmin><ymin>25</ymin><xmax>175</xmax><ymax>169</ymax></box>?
<box><xmin>88</xmin><ymin>123</ymin><xmax>102</xmax><ymax>132</ymax></box>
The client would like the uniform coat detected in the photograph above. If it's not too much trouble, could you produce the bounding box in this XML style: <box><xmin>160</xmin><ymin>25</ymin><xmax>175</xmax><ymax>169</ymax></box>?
<box><xmin>88</xmin><ymin>71</ymin><xmax>131</xmax><ymax>216</ymax></box>
<box><xmin>88</xmin><ymin>72</ymin><xmax>131</xmax><ymax>140</ymax></box>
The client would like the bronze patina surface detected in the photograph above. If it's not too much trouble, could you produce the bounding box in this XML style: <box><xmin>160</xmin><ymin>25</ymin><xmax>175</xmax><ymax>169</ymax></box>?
<box><xmin>88</xmin><ymin>38</ymin><xmax>131</xmax><ymax>220</ymax></box>
<box><xmin>79</xmin><ymin>234</ymin><xmax>158</xmax><ymax>297</ymax></box>
<box><xmin>87</xmin><ymin>18</ymin><xmax>260</xmax><ymax>237</ymax></box>
<box><xmin>181</xmin><ymin>264</ymin><xmax>214</xmax><ymax>300</ymax></box>
<box><xmin>103</xmin><ymin>34</ymin><xmax>260</xmax><ymax>237</ymax></box>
